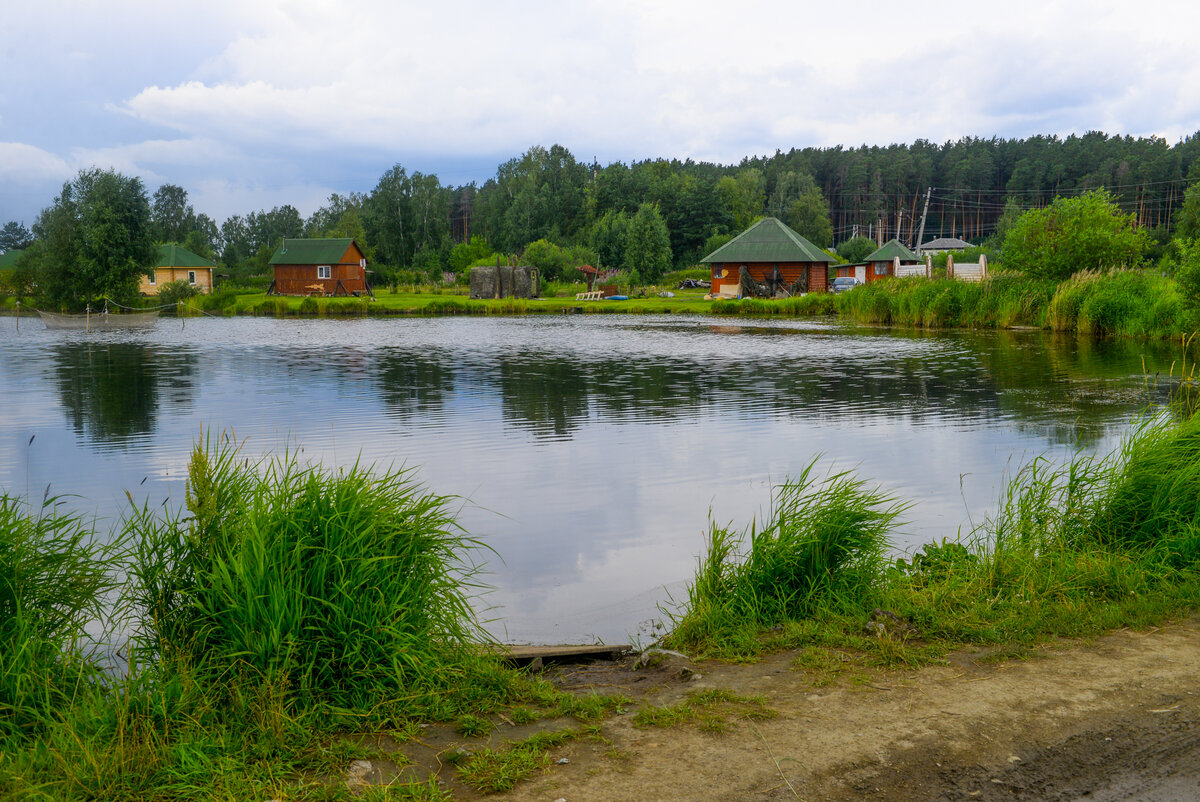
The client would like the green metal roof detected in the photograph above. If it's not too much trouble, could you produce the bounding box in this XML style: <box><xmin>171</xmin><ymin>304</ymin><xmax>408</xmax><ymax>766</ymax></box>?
<box><xmin>0</xmin><ymin>249</ymin><xmax>23</xmax><ymax>271</ymax></box>
<box><xmin>155</xmin><ymin>243</ymin><xmax>217</xmax><ymax>268</ymax></box>
<box><xmin>269</xmin><ymin>238</ymin><xmax>360</xmax><ymax>265</ymax></box>
<box><xmin>864</xmin><ymin>238</ymin><xmax>919</xmax><ymax>263</ymax></box>
<box><xmin>701</xmin><ymin>217</ymin><xmax>832</xmax><ymax>264</ymax></box>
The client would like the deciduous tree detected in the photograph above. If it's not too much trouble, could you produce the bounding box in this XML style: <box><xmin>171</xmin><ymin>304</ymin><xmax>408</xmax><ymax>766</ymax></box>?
<box><xmin>624</xmin><ymin>203</ymin><xmax>672</xmax><ymax>283</ymax></box>
<box><xmin>34</xmin><ymin>168</ymin><xmax>156</xmax><ymax>306</ymax></box>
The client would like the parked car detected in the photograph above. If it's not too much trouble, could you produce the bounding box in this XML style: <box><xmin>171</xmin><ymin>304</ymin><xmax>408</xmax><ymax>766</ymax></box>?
<box><xmin>831</xmin><ymin>276</ymin><xmax>862</xmax><ymax>294</ymax></box>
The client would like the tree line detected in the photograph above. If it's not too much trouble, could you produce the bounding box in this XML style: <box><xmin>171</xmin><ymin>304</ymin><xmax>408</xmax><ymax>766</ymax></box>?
<box><xmin>5</xmin><ymin>131</ymin><xmax>1200</xmax><ymax>306</ymax></box>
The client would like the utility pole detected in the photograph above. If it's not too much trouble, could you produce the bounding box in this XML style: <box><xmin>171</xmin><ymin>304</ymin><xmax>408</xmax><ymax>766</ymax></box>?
<box><xmin>914</xmin><ymin>187</ymin><xmax>932</xmax><ymax>255</ymax></box>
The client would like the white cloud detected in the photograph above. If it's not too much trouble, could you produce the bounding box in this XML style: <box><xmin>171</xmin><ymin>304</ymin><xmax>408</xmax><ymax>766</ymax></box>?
<box><xmin>71</xmin><ymin>138</ymin><xmax>231</xmax><ymax>180</ymax></box>
<box><xmin>5</xmin><ymin>0</ymin><xmax>1200</xmax><ymax>222</ymax></box>
<box><xmin>107</xmin><ymin>0</ymin><xmax>1200</xmax><ymax>165</ymax></box>
<box><xmin>0</xmin><ymin>143</ymin><xmax>73</xmax><ymax>183</ymax></box>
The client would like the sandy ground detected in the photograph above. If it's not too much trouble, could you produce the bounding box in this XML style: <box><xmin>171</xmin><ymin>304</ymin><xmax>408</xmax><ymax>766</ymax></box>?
<box><xmin>374</xmin><ymin>617</ymin><xmax>1200</xmax><ymax>800</ymax></box>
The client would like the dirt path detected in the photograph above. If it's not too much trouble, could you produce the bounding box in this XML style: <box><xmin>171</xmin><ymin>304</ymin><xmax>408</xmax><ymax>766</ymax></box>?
<box><xmin>473</xmin><ymin>618</ymin><xmax>1200</xmax><ymax>801</ymax></box>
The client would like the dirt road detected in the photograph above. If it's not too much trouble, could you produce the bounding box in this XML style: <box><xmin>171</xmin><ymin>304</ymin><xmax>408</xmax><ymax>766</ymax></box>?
<box><xmin>485</xmin><ymin>618</ymin><xmax>1200</xmax><ymax>801</ymax></box>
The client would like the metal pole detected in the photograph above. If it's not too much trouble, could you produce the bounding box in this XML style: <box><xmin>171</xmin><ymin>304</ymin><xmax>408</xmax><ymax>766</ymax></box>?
<box><xmin>86</xmin><ymin>304</ymin><xmax>90</xmax><ymax>333</ymax></box>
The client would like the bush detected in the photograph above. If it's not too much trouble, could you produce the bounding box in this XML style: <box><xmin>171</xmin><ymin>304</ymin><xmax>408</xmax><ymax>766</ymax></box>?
<box><xmin>522</xmin><ymin>239</ymin><xmax>573</xmax><ymax>282</ymax></box>
<box><xmin>1002</xmin><ymin>189</ymin><xmax>1148</xmax><ymax>281</ymax></box>
<box><xmin>836</xmin><ymin>236</ymin><xmax>877</xmax><ymax>263</ymax></box>
<box><xmin>156</xmin><ymin>279</ymin><xmax>200</xmax><ymax>313</ymax></box>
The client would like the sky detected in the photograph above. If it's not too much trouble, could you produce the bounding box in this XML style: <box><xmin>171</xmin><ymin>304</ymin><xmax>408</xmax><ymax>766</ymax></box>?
<box><xmin>2</xmin><ymin>0</ymin><xmax>1200</xmax><ymax>226</ymax></box>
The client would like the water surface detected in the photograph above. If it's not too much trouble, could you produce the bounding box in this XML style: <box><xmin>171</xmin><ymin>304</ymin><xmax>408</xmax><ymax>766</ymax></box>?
<box><xmin>0</xmin><ymin>314</ymin><xmax>1174</xmax><ymax>643</ymax></box>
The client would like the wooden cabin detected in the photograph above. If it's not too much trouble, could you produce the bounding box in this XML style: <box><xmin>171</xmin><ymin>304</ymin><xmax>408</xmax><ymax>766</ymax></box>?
<box><xmin>836</xmin><ymin>239</ymin><xmax>920</xmax><ymax>283</ymax></box>
<box><xmin>268</xmin><ymin>238</ymin><xmax>370</xmax><ymax>296</ymax></box>
<box><xmin>700</xmin><ymin>217</ymin><xmax>832</xmax><ymax>297</ymax></box>
<box><xmin>140</xmin><ymin>244</ymin><xmax>216</xmax><ymax>295</ymax></box>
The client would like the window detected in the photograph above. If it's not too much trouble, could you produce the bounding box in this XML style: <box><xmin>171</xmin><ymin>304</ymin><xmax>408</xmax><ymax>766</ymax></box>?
<box><xmin>188</xmin><ymin>271</ymin><xmax>196</xmax><ymax>284</ymax></box>
<box><xmin>874</xmin><ymin>263</ymin><xmax>888</xmax><ymax>276</ymax></box>
<box><xmin>148</xmin><ymin>272</ymin><xmax>156</xmax><ymax>285</ymax></box>
<box><xmin>359</xmin><ymin>258</ymin><xmax>366</xmax><ymax>269</ymax></box>
<box><xmin>317</xmin><ymin>265</ymin><xmax>331</xmax><ymax>279</ymax></box>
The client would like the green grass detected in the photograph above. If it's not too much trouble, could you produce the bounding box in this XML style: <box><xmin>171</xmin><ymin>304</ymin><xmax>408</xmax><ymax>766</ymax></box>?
<box><xmin>129</xmin><ymin>439</ymin><xmax>489</xmax><ymax>715</ymax></box>
<box><xmin>631</xmin><ymin>689</ymin><xmax>776</xmax><ymax>733</ymax></box>
<box><xmin>225</xmin><ymin>288</ymin><xmax>715</xmax><ymax>317</ymax></box>
<box><xmin>455</xmin><ymin>729</ymin><xmax>577</xmax><ymax>792</ymax></box>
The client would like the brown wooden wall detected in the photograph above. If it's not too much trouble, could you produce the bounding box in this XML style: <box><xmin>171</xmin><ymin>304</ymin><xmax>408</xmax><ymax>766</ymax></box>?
<box><xmin>864</xmin><ymin>260</ymin><xmax>892</xmax><ymax>283</ymax></box>
<box><xmin>710</xmin><ymin>262</ymin><xmax>829</xmax><ymax>295</ymax></box>
<box><xmin>272</xmin><ymin>262</ymin><xmax>368</xmax><ymax>295</ymax></box>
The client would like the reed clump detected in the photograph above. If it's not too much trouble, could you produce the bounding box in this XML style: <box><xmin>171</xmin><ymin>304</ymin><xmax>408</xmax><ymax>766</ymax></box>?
<box><xmin>666</xmin><ymin>463</ymin><xmax>906</xmax><ymax>656</ymax></box>
<box><xmin>838</xmin><ymin>274</ymin><xmax>1057</xmax><ymax>329</ymax></box>
<box><xmin>129</xmin><ymin>440</ymin><xmax>501</xmax><ymax>717</ymax></box>
<box><xmin>1047</xmin><ymin>268</ymin><xmax>1186</xmax><ymax>337</ymax></box>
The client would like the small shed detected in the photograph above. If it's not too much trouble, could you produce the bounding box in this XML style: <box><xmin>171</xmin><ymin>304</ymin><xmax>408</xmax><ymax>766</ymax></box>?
<box><xmin>469</xmin><ymin>265</ymin><xmax>539</xmax><ymax>299</ymax></box>
<box><xmin>140</xmin><ymin>244</ymin><xmax>216</xmax><ymax>295</ymax></box>
<box><xmin>856</xmin><ymin>239</ymin><xmax>920</xmax><ymax>283</ymax></box>
<box><xmin>700</xmin><ymin>217</ymin><xmax>833</xmax><ymax>297</ymax></box>
<box><xmin>268</xmin><ymin>238</ymin><xmax>370</xmax><ymax>296</ymax></box>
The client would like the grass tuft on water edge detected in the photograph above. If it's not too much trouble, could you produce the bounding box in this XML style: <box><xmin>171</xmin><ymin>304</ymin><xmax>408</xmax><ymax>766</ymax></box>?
<box><xmin>665</xmin><ymin>462</ymin><xmax>906</xmax><ymax>658</ymax></box>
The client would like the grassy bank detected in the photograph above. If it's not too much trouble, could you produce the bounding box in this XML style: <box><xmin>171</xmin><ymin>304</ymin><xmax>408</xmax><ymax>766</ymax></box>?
<box><xmin>665</xmin><ymin>390</ymin><xmax>1200</xmax><ymax>666</ymax></box>
<box><xmin>0</xmin><ymin>442</ymin><xmax>621</xmax><ymax>800</ymax></box>
<box><xmin>5</xmin><ymin>268</ymin><xmax>1196</xmax><ymax>342</ymax></box>
<box><xmin>182</xmin><ymin>287</ymin><xmax>714</xmax><ymax>318</ymax></box>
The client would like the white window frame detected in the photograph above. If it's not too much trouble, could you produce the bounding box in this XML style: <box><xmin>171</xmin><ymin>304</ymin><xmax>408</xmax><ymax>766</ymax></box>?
<box><xmin>874</xmin><ymin>263</ymin><xmax>888</xmax><ymax>276</ymax></box>
<box><xmin>188</xmin><ymin>270</ymin><xmax>197</xmax><ymax>284</ymax></box>
<box><xmin>148</xmin><ymin>271</ymin><xmax>156</xmax><ymax>285</ymax></box>
<box><xmin>317</xmin><ymin>265</ymin><xmax>331</xmax><ymax>279</ymax></box>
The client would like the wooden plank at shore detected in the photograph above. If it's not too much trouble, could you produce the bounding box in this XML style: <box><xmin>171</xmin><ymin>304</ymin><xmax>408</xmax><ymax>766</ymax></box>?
<box><xmin>486</xmin><ymin>644</ymin><xmax>629</xmax><ymax>663</ymax></box>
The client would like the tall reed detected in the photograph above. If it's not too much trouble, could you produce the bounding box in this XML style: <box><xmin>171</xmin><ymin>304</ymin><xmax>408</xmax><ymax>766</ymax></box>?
<box><xmin>0</xmin><ymin>496</ymin><xmax>120</xmax><ymax>740</ymax></box>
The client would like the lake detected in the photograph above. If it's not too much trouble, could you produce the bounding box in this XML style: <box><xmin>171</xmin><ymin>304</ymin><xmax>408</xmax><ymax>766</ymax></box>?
<box><xmin>0</xmin><ymin>313</ymin><xmax>1176</xmax><ymax>644</ymax></box>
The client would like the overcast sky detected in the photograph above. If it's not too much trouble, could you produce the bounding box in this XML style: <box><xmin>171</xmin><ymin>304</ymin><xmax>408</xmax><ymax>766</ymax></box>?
<box><xmin>2</xmin><ymin>0</ymin><xmax>1199</xmax><ymax>226</ymax></box>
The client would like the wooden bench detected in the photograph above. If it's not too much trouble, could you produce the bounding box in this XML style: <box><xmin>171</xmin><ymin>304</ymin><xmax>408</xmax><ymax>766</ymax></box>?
<box><xmin>575</xmin><ymin>290</ymin><xmax>604</xmax><ymax>300</ymax></box>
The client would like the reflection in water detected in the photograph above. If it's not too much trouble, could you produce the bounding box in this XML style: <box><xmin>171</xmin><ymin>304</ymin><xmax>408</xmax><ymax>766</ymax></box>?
<box><xmin>2</xmin><ymin>316</ymin><xmax>1193</xmax><ymax>643</ymax></box>
<box><xmin>375</xmin><ymin>349</ymin><xmax>457</xmax><ymax>416</ymax></box>
<box><xmin>51</xmin><ymin>343</ymin><xmax>197</xmax><ymax>446</ymax></box>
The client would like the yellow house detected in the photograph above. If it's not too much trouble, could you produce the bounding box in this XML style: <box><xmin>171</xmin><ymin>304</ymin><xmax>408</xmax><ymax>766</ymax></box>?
<box><xmin>140</xmin><ymin>244</ymin><xmax>217</xmax><ymax>295</ymax></box>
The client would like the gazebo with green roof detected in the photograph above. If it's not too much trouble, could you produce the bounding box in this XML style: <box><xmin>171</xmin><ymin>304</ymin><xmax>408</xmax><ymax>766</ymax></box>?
<box><xmin>699</xmin><ymin>217</ymin><xmax>833</xmax><ymax>297</ymax></box>
<box><xmin>141</xmin><ymin>243</ymin><xmax>217</xmax><ymax>295</ymax></box>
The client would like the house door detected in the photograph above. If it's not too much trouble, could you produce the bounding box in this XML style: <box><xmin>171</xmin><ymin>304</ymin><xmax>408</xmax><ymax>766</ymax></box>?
<box><xmin>854</xmin><ymin>265</ymin><xmax>866</xmax><ymax>283</ymax></box>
